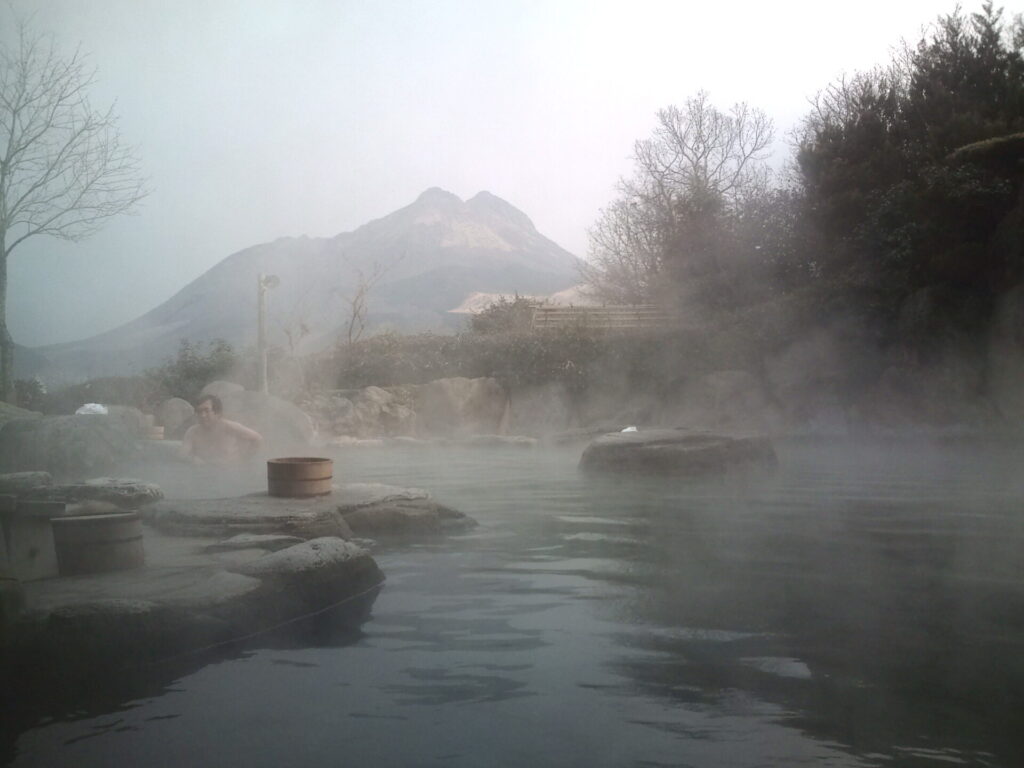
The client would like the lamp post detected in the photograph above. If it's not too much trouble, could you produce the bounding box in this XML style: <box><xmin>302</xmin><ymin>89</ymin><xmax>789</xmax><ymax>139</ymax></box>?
<box><xmin>257</xmin><ymin>273</ymin><xmax>280</xmax><ymax>394</ymax></box>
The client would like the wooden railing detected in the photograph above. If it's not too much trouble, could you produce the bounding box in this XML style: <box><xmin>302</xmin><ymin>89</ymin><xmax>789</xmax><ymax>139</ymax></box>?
<box><xmin>531</xmin><ymin>305</ymin><xmax>673</xmax><ymax>331</ymax></box>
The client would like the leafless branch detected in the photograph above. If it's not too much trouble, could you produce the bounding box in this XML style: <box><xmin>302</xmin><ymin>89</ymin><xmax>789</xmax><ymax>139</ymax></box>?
<box><xmin>0</xmin><ymin>13</ymin><xmax>148</xmax><ymax>400</ymax></box>
<box><xmin>0</xmin><ymin>17</ymin><xmax>148</xmax><ymax>260</ymax></box>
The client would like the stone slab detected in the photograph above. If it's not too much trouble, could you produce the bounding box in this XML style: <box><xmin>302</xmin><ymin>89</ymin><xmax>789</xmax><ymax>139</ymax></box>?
<box><xmin>0</xmin><ymin>472</ymin><xmax>53</xmax><ymax>495</ymax></box>
<box><xmin>144</xmin><ymin>492</ymin><xmax>355</xmax><ymax>539</ymax></box>
<box><xmin>142</xmin><ymin>482</ymin><xmax>477</xmax><ymax>542</ymax></box>
<box><xmin>5</xmin><ymin>526</ymin><xmax>383</xmax><ymax>675</ymax></box>
<box><xmin>205</xmin><ymin>533</ymin><xmax>306</xmax><ymax>553</ymax></box>
<box><xmin>25</xmin><ymin>478</ymin><xmax>164</xmax><ymax>509</ymax></box>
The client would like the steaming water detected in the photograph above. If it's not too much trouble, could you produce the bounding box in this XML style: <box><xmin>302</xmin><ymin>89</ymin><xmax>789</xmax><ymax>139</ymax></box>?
<box><xmin>7</xmin><ymin>438</ymin><xmax>1024</xmax><ymax>767</ymax></box>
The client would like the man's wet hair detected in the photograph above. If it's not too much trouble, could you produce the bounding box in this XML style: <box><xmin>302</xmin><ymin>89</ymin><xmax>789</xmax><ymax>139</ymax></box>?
<box><xmin>196</xmin><ymin>394</ymin><xmax>223</xmax><ymax>414</ymax></box>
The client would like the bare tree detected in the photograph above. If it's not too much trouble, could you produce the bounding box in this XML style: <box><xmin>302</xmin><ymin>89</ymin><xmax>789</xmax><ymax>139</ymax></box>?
<box><xmin>631</xmin><ymin>92</ymin><xmax>773</xmax><ymax>211</ymax></box>
<box><xmin>580</xmin><ymin>197</ymin><xmax>664</xmax><ymax>304</ymax></box>
<box><xmin>0</xmin><ymin>17</ymin><xmax>147</xmax><ymax>400</ymax></box>
<box><xmin>339</xmin><ymin>262</ymin><xmax>386</xmax><ymax>345</ymax></box>
<box><xmin>584</xmin><ymin>92</ymin><xmax>773</xmax><ymax>306</ymax></box>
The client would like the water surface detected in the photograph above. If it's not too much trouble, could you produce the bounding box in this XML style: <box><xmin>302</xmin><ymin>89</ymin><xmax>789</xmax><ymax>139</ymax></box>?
<box><xmin>7</xmin><ymin>438</ymin><xmax>1024</xmax><ymax>767</ymax></box>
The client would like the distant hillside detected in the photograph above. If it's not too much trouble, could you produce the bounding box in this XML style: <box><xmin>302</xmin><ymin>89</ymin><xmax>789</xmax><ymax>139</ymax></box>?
<box><xmin>25</xmin><ymin>188</ymin><xmax>582</xmax><ymax>383</ymax></box>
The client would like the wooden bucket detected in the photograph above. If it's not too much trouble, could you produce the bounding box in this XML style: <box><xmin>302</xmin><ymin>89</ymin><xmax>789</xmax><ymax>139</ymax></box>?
<box><xmin>267</xmin><ymin>457</ymin><xmax>333</xmax><ymax>497</ymax></box>
<box><xmin>51</xmin><ymin>512</ymin><xmax>145</xmax><ymax>576</ymax></box>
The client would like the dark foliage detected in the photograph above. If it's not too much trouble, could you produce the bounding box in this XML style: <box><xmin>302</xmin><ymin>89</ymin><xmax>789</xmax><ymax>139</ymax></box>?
<box><xmin>795</xmin><ymin>2</ymin><xmax>1024</xmax><ymax>330</ymax></box>
<box><xmin>324</xmin><ymin>327</ymin><xmax>725</xmax><ymax>403</ymax></box>
<box><xmin>13</xmin><ymin>378</ymin><xmax>45</xmax><ymax>411</ymax></box>
<box><xmin>144</xmin><ymin>339</ymin><xmax>237</xmax><ymax>404</ymax></box>
<box><xmin>468</xmin><ymin>295</ymin><xmax>544</xmax><ymax>334</ymax></box>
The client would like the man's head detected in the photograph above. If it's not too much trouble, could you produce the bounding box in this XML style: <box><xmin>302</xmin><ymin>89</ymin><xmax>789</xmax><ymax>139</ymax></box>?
<box><xmin>195</xmin><ymin>394</ymin><xmax>223</xmax><ymax>425</ymax></box>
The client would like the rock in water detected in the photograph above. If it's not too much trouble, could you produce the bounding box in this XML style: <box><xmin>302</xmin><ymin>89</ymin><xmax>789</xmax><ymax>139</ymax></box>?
<box><xmin>579</xmin><ymin>428</ymin><xmax>776</xmax><ymax>475</ymax></box>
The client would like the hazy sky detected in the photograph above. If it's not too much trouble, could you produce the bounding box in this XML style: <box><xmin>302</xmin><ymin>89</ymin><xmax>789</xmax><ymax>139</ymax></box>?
<box><xmin>5</xmin><ymin>0</ymin><xmax>1017</xmax><ymax>346</ymax></box>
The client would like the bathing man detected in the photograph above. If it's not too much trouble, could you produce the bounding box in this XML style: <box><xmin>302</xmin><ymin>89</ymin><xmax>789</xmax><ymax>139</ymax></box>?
<box><xmin>181</xmin><ymin>394</ymin><xmax>264</xmax><ymax>465</ymax></box>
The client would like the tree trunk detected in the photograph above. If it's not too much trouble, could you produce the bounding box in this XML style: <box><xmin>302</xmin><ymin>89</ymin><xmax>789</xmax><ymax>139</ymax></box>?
<box><xmin>0</xmin><ymin>251</ymin><xmax>12</xmax><ymax>404</ymax></box>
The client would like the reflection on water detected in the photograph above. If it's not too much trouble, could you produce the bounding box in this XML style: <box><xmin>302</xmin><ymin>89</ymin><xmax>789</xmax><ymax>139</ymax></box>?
<box><xmin>6</xmin><ymin>438</ymin><xmax>1024</xmax><ymax>767</ymax></box>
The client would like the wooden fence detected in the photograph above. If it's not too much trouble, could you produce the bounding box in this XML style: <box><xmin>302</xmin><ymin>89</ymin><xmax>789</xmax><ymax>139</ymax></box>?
<box><xmin>530</xmin><ymin>305</ymin><xmax>673</xmax><ymax>331</ymax></box>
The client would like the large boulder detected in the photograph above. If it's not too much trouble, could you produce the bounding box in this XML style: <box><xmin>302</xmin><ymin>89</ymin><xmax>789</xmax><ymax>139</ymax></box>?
<box><xmin>579</xmin><ymin>428</ymin><xmax>777</xmax><ymax>475</ymax></box>
<box><xmin>157</xmin><ymin>397</ymin><xmax>195</xmax><ymax>439</ymax></box>
<box><xmin>219</xmin><ymin>390</ymin><xmax>316</xmax><ymax>449</ymax></box>
<box><xmin>230</xmin><ymin>537</ymin><xmax>381</xmax><ymax>601</ymax></box>
<box><xmin>331</xmin><ymin>482</ymin><xmax>477</xmax><ymax>537</ymax></box>
<box><xmin>105</xmin><ymin>405</ymin><xmax>148</xmax><ymax>437</ymax></box>
<box><xmin>340</xmin><ymin>499</ymin><xmax>475</xmax><ymax>537</ymax></box>
<box><xmin>0</xmin><ymin>402</ymin><xmax>41</xmax><ymax>429</ymax></box>
<box><xmin>302</xmin><ymin>387</ymin><xmax>418</xmax><ymax>439</ymax></box>
<box><xmin>414</xmin><ymin>377</ymin><xmax>509</xmax><ymax>438</ymax></box>
<box><xmin>0</xmin><ymin>415</ymin><xmax>136</xmax><ymax>479</ymax></box>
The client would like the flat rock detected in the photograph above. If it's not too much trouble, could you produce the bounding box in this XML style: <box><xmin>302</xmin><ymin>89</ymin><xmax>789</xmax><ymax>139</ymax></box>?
<box><xmin>578</xmin><ymin>429</ymin><xmax>777</xmax><ymax>475</ymax></box>
<box><xmin>25</xmin><ymin>477</ymin><xmax>164</xmax><ymax>509</ymax></box>
<box><xmin>205</xmin><ymin>533</ymin><xmax>306</xmax><ymax>553</ymax></box>
<box><xmin>5</xmin><ymin>527</ymin><xmax>383</xmax><ymax>677</ymax></box>
<box><xmin>0</xmin><ymin>472</ymin><xmax>52</xmax><ymax>495</ymax></box>
<box><xmin>143</xmin><ymin>483</ymin><xmax>474</xmax><ymax>541</ymax></box>
<box><xmin>144</xmin><ymin>492</ymin><xmax>354</xmax><ymax>539</ymax></box>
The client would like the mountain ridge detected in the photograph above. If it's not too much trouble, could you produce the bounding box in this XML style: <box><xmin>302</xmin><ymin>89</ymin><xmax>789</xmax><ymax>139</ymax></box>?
<box><xmin>22</xmin><ymin>189</ymin><xmax>583</xmax><ymax>383</ymax></box>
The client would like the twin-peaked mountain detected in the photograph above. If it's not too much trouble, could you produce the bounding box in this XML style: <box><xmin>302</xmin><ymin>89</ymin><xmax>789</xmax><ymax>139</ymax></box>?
<box><xmin>30</xmin><ymin>188</ymin><xmax>583</xmax><ymax>381</ymax></box>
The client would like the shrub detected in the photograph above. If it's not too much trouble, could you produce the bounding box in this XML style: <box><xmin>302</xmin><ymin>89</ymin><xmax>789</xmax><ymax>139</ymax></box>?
<box><xmin>14</xmin><ymin>378</ymin><xmax>46</xmax><ymax>411</ymax></box>
<box><xmin>469</xmin><ymin>295</ymin><xmax>544</xmax><ymax>334</ymax></box>
<box><xmin>144</xmin><ymin>339</ymin><xmax>238</xmax><ymax>404</ymax></box>
<box><xmin>324</xmin><ymin>327</ymin><xmax>717</xmax><ymax>402</ymax></box>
